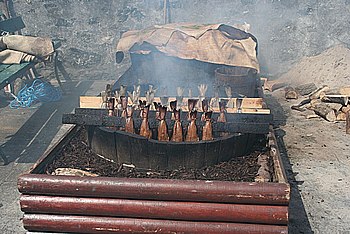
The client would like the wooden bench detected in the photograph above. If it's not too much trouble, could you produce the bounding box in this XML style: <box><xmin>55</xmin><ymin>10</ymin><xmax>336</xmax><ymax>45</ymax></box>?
<box><xmin>0</xmin><ymin>14</ymin><xmax>69</xmax><ymax>93</ymax></box>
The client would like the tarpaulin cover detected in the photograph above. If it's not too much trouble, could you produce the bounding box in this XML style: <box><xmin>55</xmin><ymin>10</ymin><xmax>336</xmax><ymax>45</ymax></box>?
<box><xmin>0</xmin><ymin>35</ymin><xmax>54</xmax><ymax>64</ymax></box>
<box><xmin>116</xmin><ymin>23</ymin><xmax>259</xmax><ymax>71</ymax></box>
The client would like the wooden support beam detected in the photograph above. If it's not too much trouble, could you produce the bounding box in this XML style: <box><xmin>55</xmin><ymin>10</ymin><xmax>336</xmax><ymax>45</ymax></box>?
<box><xmin>62</xmin><ymin>113</ymin><xmax>271</xmax><ymax>134</ymax></box>
<box><xmin>79</xmin><ymin>96</ymin><xmax>270</xmax><ymax>114</ymax></box>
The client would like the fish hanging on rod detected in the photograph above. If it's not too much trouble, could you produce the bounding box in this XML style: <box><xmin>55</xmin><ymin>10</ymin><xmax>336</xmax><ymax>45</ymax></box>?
<box><xmin>154</xmin><ymin>102</ymin><xmax>161</xmax><ymax>120</ymax></box>
<box><xmin>217</xmin><ymin>100</ymin><xmax>227</xmax><ymax>123</ymax></box>
<box><xmin>138</xmin><ymin>100</ymin><xmax>146</xmax><ymax>118</ymax></box>
<box><xmin>120</xmin><ymin>96</ymin><xmax>128</xmax><ymax>118</ymax></box>
<box><xmin>202</xmin><ymin>111</ymin><xmax>213</xmax><ymax>141</ymax></box>
<box><xmin>170</xmin><ymin>100</ymin><xmax>177</xmax><ymax>120</ymax></box>
<box><xmin>107</xmin><ymin>96</ymin><xmax>115</xmax><ymax>116</ymax></box>
<box><xmin>157</xmin><ymin>105</ymin><xmax>169</xmax><ymax>141</ymax></box>
<box><xmin>201</xmin><ymin>99</ymin><xmax>209</xmax><ymax>122</ymax></box>
<box><xmin>186</xmin><ymin>110</ymin><xmax>199</xmax><ymax>142</ymax></box>
<box><xmin>187</xmin><ymin>99</ymin><xmax>198</xmax><ymax>120</ymax></box>
<box><xmin>140</xmin><ymin>104</ymin><xmax>152</xmax><ymax>139</ymax></box>
<box><xmin>171</xmin><ymin>109</ymin><xmax>183</xmax><ymax>142</ymax></box>
<box><xmin>125</xmin><ymin>105</ymin><xmax>135</xmax><ymax>134</ymax></box>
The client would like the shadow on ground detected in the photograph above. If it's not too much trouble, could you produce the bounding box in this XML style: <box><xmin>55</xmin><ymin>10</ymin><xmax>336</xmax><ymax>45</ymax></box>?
<box><xmin>1</xmin><ymin>81</ymin><xmax>93</xmax><ymax>164</ymax></box>
<box><xmin>265</xmin><ymin>93</ymin><xmax>313</xmax><ymax>234</ymax></box>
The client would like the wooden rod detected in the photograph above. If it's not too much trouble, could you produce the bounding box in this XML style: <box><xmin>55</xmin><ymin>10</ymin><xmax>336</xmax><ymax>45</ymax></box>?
<box><xmin>23</xmin><ymin>214</ymin><xmax>288</xmax><ymax>234</ymax></box>
<box><xmin>18</xmin><ymin>174</ymin><xmax>290</xmax><ymax>205</ymax></box>
<box><xmin>20</xmin><ymin>195</ymin><xmax>288</xmax><ymax>225</ymax></box>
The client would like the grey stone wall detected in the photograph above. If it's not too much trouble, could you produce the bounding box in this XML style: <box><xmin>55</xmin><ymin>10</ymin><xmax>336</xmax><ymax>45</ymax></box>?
<box><xmin>10</xmin><ymin>0</ymin><xmax>350</xmax><ymax>78</ymax></box>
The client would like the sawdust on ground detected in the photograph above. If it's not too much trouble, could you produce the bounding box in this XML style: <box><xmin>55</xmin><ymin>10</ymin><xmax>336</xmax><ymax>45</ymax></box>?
<box><xmin>278</xmin><ymin>44</ymin><xmax>350</xmax><ymax>88</ymax></box>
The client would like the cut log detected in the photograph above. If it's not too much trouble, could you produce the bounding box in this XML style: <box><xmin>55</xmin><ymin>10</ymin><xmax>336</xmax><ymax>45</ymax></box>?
<box><xmin>306</xmin><ymin>114</ymin><xmax>320</xmax><ymax>119</ymax></box>
<box><xmin>295</xmin><ymin>83</ymin><xmax>317</xmax><ymax>96</ymax></box>
<box><xmin>326</xmin><ymin>103</ymin><xmax>343</xmax><ymax>112</ymax></box>
<box><xmin>291</xmin><ymin>98</ymin><xmax>311</xmax><ymax>111</ymax></box>
<box><xmin>346</xmin><ymin>111</ymin><xmax>350</xmax><ymax>134</ymax></box>
<box><xmin>309</xmin><ymin>85</ymin><xmax>329</xmax><ymax>100</ymax></box>
<box><xmin>336</xmin><ymin>111</ymin><xmax>347</xmax><ymax>121</ymax></box>
<box><xmin>261</xmin><ymin>78</ymin><xmax>287</xmax><ymax>92</ymax></box>
<box><xmin>291</xmin><ymin>105</ymin><xmax>306</xmax><ymax>112</ymax></box>
<box><xmin>311</xmin><ymin>103</ymin><xmax>336</xmax><ymax>122</ymax></box>
<box><xmin>340</xmin><ymin>86</ymin><xmax>350</xmax><ymax>96</ymax></box>
<box><xmin>310</xmin><ymin>99</ymin><xmax>322</xmax><ymax>107</ymax></box>
<box><xmin>284</xmin><ymin>87</ymin><xmax>298</xmax><ymax>99</ymax></box>
<box><xmin>342</xmin><ymin>105</ymin><xmax>350</xmax><ymax>113</ymax></box>
<box><xmin>300</xmin><ymin>110</ymin><xmax>319</xmax><ymax>119</ymax></box>
<box><xmin>321</xmin><ymin>95</ymin><xmax>349</xmax><ymax>106</ymax></box>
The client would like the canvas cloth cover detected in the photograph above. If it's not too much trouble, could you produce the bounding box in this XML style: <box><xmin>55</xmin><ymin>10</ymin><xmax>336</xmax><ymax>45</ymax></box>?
<box><xmin>116</xmin><ymin>23</ymin><xmax>259</xmax><ymax>71</ymax></box>
<box><xmin>0</xmin><ymin>35</ymin><xmax>54</xmax><ymax>64</ymax></box>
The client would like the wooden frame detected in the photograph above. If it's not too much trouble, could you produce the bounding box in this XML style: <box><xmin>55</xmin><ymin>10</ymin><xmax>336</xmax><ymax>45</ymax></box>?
<box><xmin>17</xmin><ymin>125</ymin><xmax>290</xmax><ymax>233</ymax></box>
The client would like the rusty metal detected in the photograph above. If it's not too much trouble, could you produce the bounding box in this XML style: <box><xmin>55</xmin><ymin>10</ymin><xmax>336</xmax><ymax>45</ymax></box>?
<box><xmin>23</xmin><ymin>214</ymin><xmax>288</xmax><ymax>234</ymax></box>
<box><xmin>18</xmin><ymin>174</ymin><xmax>290</xmax><ymax>205</ymax></box>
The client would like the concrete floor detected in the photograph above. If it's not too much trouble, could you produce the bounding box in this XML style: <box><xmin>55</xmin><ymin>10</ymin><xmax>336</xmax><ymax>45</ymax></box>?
<box><xmin>0</xmin><ymin>79</ymin><xmax>109</xmax><ymax>234</ymax></box>
<box><xmin>0</xmin><ymin>79</ymin><xmax>349</xmax><ymax>233</ymax></box>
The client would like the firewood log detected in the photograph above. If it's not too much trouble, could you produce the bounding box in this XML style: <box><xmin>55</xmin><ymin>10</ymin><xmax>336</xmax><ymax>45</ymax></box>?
<box><xmin>310</xmin><ymin>99</ymin><xmax>322</xmax><ymax>107</ymax></box>
<box><xmin>326</xmin><ymin>103</ymin><xmax>343</xmax><ymax>112</ymax></box>
<box><xmin>336</xmin><ymin>111</ymin><xmax>347</xmax><ymax>121</ymax></box>
<box><xmin>295</xmin><ymin>83</ymin><xmax>317</xmax><ymax>96</ymax></box>
<box><xmin>261</xmin><ymin>78</ymin><xmax>286</xmax><ymax>92</ymax></box>
<box><xmin>284</xmin><ymin>87</ymin><xmax>298</xmax><ymax>99</ymax></box>
<box><xmin>321</xmin><ymin>95</ymin><xmax>349</xmax><ymax>106</ymax></box>
<box><xmin>309</xmin><ymin>85</ymin><xmax>329</xmax><ymax>100</ymax></box>
<box><xmin>311</xmin><ymin>103</ymin><xmax>336</xmax><ymax>122</ymax></box>
<box><xmin>342</xmin><ymin>105</ymin><xmax>350</xmax><ymax>113</ymax></box>
<box><xmin>340</xmin><ymin>86</ymin><xmax>350</xmax><ymax>96</ymax></box>
<box><xmin>291</xmin><ymin>98</ymin><xmax>311</xmax><ymax>112</ymax></box>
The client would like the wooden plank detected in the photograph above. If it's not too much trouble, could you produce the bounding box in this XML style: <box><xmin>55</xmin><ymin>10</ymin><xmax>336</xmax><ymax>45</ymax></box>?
<box><xmin>62</xmin><ymin>113</ymin><xmax>270</xmax><ymax>134</ymax></box>
<box><xmin>79</xmin><ymin>96</ymin><xmax>269</xmax><ymax>114</ymax></box>
<box><xmin>0</xmin><ymin>63</ymin><xmax>33</xmax><ymax>89</ymax></box>
<box><xmin>268</xmin><ymin>127</ymin><xmax>288</xmax><ymax>183</ymax></box>
<box><xmin>79</xmin><ymin>96</ymin><xmax>103</xmax><ymax>108</ymax></box>
<box><xmin>0</xmin><ymin>64</ymin><xmax>11</xmax><ymax>73</ymax></box>
<box><xmin>73</xmin><ymin>108</ymin><xmax>272</xmax><ymax>124</ymax></box>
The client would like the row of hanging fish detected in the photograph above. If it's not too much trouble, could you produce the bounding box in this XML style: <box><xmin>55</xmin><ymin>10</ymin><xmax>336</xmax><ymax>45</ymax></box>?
<box><xmin>102</xmin><ymin>84</ymin><xmax>242</xmax><ymax>111</ymax></box>
<box><xmin>106</xmin><ymin>95</ymin><xmax>229</xmax><ymax>142</ymax></box>
<box><xmin>138</xmin><ymin>99</ymin><xmax>217</xmax><ymax>142</ymax></box>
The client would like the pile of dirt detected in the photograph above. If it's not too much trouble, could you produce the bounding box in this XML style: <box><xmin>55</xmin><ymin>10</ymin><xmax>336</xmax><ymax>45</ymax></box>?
<box><xmin>279</xmin><ymin>44</ymin><xmax>350</xmax><ymax>88</ymax></box>
<box><xmin>45</xmin><ymin>129</ymin><xmax>264</xmax><ymax>182</ymax></box>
